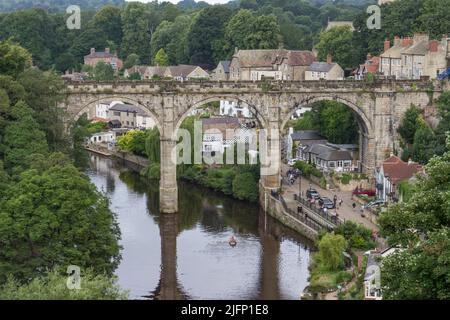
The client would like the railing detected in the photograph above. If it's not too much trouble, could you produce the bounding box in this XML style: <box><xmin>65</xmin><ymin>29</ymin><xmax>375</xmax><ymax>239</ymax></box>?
<box><xmin>295</xmin><ymin>194</ymin><xmax>345</xmax><ymax>227</ymax></box>
<box><xmin>278</xmin><ymin>194</ymin><xmax>326</xmax><ymax>233</ymax></box>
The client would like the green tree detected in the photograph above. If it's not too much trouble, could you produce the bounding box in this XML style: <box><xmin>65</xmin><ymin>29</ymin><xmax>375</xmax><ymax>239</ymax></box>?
<box><xmin>411</xmin><ymin>118</ymin><xmax>436</xmax><ymax>164</ymax></box>
<box><xmin>2</xmin><ymin>101</ymin><xmax>49</xmax><ymax>172</ymax></box>
<box><xmin>0</xmin><ymin>269</ymin><xmax>128</xmax><ymax>300</ymax></box>
<box><xmin>93</xmin><ymin>61</ymin><xmax>114</xmax><ymax>81</ymax></box>
<box><xmin>0</xmin><ymin>40</ymin><xmax>32</xmax><ymax>77</ymax></box>
<box><xmin>123</xmin><ymin>53</ymin><xmax>140</xmax><ymax>70</ymax></box>
<box><xmin>154</xmin><ymin>48</ymin><xmax>169</xmax><ymax>67</ymax></box>
<box><xmin>315</xmin><ymin>233</ymin><xmax>348</xmax><ymax>271</ymax></box>
<box><xmin>316</xmin><ymin>26</ymin><xmax>365</xmax><ymax>69</ymax></box>
<box><xmin>246</xmin><ymin>15</ymin><xmax>282</xmax><ymax>50</ymax></box>
<box><xmin>0</xmin><ymin>154</ymin><xmax>122</xmax><ymax>282</ymax></box>
<box><xmin>187</xmin><ymin>6</ymin><xmax>233</xmax><ymax>68</ymax></box>
<box><xmin>232</xmin><ymin>172</ymin><xmax>258</xmax><ymax>202</ymax></box>
<box><xmin>397</xmin><ymin>104</ymin><xmax>422</xmax><ymax>145</ymax></box>
<box><xmin>121</xmin><ymin>2</ymin><xmax>154</xmax><ymax>63</ymax></box>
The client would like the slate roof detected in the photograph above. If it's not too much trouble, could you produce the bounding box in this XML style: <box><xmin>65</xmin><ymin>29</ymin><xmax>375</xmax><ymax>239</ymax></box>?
<box><xmin>109</xmin><ymin>103</ymin><xmax>142</xmax><ymax>114</ymax></box>
<box><xmin>166</xmin><ymin>65</ymin><xmax>199</xmax><ymax>77</ymax></box>
<box><xmin>233</xmin><ymin>49</ymin><xmax>315</xmax><ymax>68</ymax></box>
<box><xmin>291</xmin><ymin>130</ymin><xmax>325</xmax><ymax>141</ymax></box>
<box><xmin>219</xmin><ymin>61</ymin><xmax>230</xmax><ymax>73</ymax></box>
<box><xmin>305</xmin><ymin>144</ymin><xmax>353</xmax><ymax>161</ymax></box>
<box><xmin>307</xmin><ymin>62</ymin><xmax>336</xmax><ymax>73</ymax></box>
<box><xmin>403</xmin><ymin>40</ymin><xmax>428</xmax><ymax>55</ymax></box>
<box><xmin>202</xmin><ymin>117</ymin><xmax>240</xmax><ymax>126</ymax></box>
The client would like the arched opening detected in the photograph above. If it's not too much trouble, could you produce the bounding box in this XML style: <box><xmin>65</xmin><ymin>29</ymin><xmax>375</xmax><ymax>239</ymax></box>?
<box><xmin>281</xmin><ymin>96</ymin><xmax>373</xmax><ymax>175</ymax></box>
<box><xmin>173</xmin><ymin>96</ymin><xmax>266</xmax><ymax>204</ymax></box>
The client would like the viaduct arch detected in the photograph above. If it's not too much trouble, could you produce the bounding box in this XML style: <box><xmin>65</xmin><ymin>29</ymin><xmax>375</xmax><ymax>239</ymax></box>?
<box><xmin>61</xmin><ymin>79</ymin><xmax>446</xmax><ymax>213</ymax></box>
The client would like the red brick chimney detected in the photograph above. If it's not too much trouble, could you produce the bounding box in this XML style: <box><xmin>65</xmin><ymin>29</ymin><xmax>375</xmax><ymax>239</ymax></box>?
<box><xmin>428</xmin><ymin>40</ymin><xmax>439</xmax><ymax>52</ymax></box>
<box><xmin>402</xmin><ymin>37</ymin><xmax>413</xmax><ymax>47</ymax></box>
<box><xmin>326</xmin><ymin>53</ymin><xmax>332</xmax><ymax>64</ymax></box>
<box><xmin>384</xmin><ymin>39</ymin><xmax>390</xmax><ymax>52</ymax></box>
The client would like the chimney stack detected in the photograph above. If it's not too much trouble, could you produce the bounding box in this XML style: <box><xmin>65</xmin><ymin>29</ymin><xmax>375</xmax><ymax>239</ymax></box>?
<box><xmin>90</xmin><ymin>48</ymin><xmax>95</xmax><ymax>54</ymax></box>
<box><xmin>384</xmin><ymin>39</ymin><xmax>390</xmax><ymax>52</ymax></box>
<box><xmin>326</xmin><ymin>53</ymin><xmax>332</xmax><ymax>64</ymax></box>
<box><xmin>367</xmin><ymin>53</ymin><xmax>372</xmax><ymax>60</ymax></box>
<box><xmin>428</xmin><ymin>40</ymin><xmax>439</xmax><ymax>52</ymax></box>
<box><xmin>105</xmin><ymin>48</ymin><xmax>110</xmax><ymax>54</ymax></box>
<box><xmin>401</xmin><ymin>37</ymin><xmax>413</xmax><ymax>47</ymax></box>
<box><xmin>394</xmin><ymin>36</ymin><xmax>401</xmax><ymax>46</ymax></box>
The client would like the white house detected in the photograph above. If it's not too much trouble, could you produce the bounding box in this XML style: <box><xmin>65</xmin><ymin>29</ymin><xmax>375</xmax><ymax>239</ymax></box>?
<box><xmin>299</xmin><ymin>143</ymin><xmax>358</xmax><ymax>172</ymax></box>
<box><xmin>95</xmin><ymin>100</ymin><xmax>123</xmax><ymax>120</ymax></box>
<box><xmin>136</xmin><ymin>114</ymin><xmax>156</xmax><ymax>129</ymax></box>
<box><xmin>89</xmin><ymin>131</ymin><xmax>116</xmax><ymax>144</ymax></box>
<box><xmin>219</xmin><ymin>100</ymin><xmax>252</xmax><ymax>118</ymax></box>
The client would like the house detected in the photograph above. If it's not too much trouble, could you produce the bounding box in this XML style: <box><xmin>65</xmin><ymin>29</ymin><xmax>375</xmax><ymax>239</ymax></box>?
<box><xmin>61</xmin><ymin>70</ymin><xmax>88</xmax><ymax>81</ymax></box>
<box><xmin>89</xmin><ymin>131</ymin><xmax>116</xmax><ymax>144</ymax></box>
<box><xmin>285</xmin><ymin>129</ymin><xmax>327</xmax><ymax>160</ymax></box>
<box><xmin>305</xmin><ymin>55</ymin><xmax>344</xmax><ymax>80</ymax></box>
<box><xmin>379</xmin><ymin>34</ymin><xmax>450</xmax><ymax>79</ymax></box>
<box><xmin>290</xmin><ymin>106</ymin><xmax>312</xmax><ymax>119</ymax></box>
<box><xmin>106</xmin><ymin>103</ymin><xmax>141</xmax><ymax>128</ymax></box>
<box><xmin>298</xmin><ymin>143</ymin><xmax>358</xmax><ymax>172</ymax></box>
<box><xmin>202</xmin><ymin>117</ymin><xmax>241</xmax><ymax>157</ymax></box>
<box><xmin>374</xmin><ymin>155</ymin><xmax>423</xmax><ymax>202</ymax></box>
<box><xmin>136</xmin><ymin>114</ymin><xmax>156</xmax><ymax>129</ymax></box>
<box><xmin>95</xmin><ymin>100</ymin><xmax>123</xmax><ymax>119</ymax></box>
<box><xmin>229</xmin><ymin>49</ymin><xmax>316</xmax><ymax>81</ymax></box>
<box><xmin>84</xmin><ymin>48</ymin><xmax>123</xmax><ymax>71</ymax></box>
<box><xmin>164</xmin><ymin>65</ymin><xmax>209</xmax><ymax>81</ymax></box>
<box><xmin>212</xmin><ymin>61</ymin><xmax>230</xmax><ymax>80</ymax></box>
<box><xmin>123</xmin><ymin>65</ymin><xmax>148</xmax><ymax>79</ymax></box>
<box><xmin>219</xmin><ymin>100</ymin><xmax>252</xmax><ymax>118</ymax></box>
<box><xmin>353</xmin><ymin>54</ymin><xmax>380</xmax><ymax>80</ymax></box>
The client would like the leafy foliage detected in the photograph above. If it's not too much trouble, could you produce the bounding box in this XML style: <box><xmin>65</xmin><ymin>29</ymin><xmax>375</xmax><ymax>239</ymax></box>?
<box><xmin>0</xmin><ymin>269</ymin><xmax>128</xmax><ymax>300</ymax></box>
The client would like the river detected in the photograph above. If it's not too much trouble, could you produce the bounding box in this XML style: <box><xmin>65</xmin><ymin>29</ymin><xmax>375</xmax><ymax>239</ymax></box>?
<box><xmin>86</xmin><ymin>153</ymin><xmax>313</xmax><ymax>300</ymax></box>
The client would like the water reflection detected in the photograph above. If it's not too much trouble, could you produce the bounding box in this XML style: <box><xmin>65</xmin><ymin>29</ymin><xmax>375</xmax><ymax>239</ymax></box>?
<box><xmin>87</xmin><ymin>153</ymin><xmax>313</xmax><ymax>300</ymax></box>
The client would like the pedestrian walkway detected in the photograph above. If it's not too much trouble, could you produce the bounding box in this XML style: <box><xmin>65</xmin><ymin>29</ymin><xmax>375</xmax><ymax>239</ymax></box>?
<box><xmin>281</xmin><ymin>164</ymin><xmax>378</xmax><ymax>231</ymax></box>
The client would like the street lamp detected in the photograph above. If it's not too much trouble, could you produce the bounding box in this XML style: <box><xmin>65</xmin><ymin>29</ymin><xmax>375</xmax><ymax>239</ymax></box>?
<box><xmin>298</xmin><ymin>169</ymin><xmax>302</xmax><ymax>200</ymax></box>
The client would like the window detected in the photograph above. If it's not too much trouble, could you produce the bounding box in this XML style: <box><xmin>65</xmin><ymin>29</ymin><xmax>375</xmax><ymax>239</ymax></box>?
<box><xmin>114</xmin><ymin>111</ymin><xmax>120</xmax><ymax>116</ymax></box>
<box><xmin>337</xmin><ymin>161</ymin><xmax>343</xmax><ymax>167</ymax></box>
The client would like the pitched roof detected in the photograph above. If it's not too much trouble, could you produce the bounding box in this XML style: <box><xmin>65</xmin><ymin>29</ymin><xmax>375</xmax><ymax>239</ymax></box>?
<box><xmin>380</xmin><ymin>44</ymin><xmax>405</xmax><ymax>59</ymax></box>
<box><xmin>109</xmin><ymin>103</ymin><xmax>142</xmax><ymax>114</ymax></box>
<box><xmin>232</xmin><ymin>49</ymin><xmax>315</xmax><ymax>68</ymax></box>
<box><xmin>202</xmin><ymin>117</ymin><xmax>240</xmax><ymax>126</ymax></box>
<box><xmin>166</xmin><ymin>65</ymin><xmax>199</xmax><ymax>77</ymax></box>
<box><xmin>218</xmin><ymin>60</ymin><xmax>230</xmax><ymax>73</ymax></box>
<box><xmin>305</xmin><ymin>143</ymin><xmax>354</xmax><ymax>161</ymax></box>
<box><xmin>307</xmin><ymin>62</ymin><xmax>337</xmax><ymax>73</ymax></box>
<box><xmin>291</xmin><ymin>130</ymin><xmax>325</xmax><ymax>141</ymax></box>
<box><xmin>403</xmin><ymin>40</ymin><xmax>428</xmax><ymax>55</ymax></box>
<box><xmin>84</xmin><ymin>51</ymin><xmax>116</xmax><ymax>59</ymax></box>
<box><xmin>382</xmin><ymin>155</ymin><xmax>423</xmax><ymax>184</ymax></box>
<box><xmin>126</xmin><ymin>65</ymin><xmax>148</xmax><ymax>75</ymax></box>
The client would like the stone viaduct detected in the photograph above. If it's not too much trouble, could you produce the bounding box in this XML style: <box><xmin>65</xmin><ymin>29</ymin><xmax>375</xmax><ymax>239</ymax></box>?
<box><xmin>61</xmin><ymin>79</ymin><xmax>447</xmax><ymax>213</ymax></box>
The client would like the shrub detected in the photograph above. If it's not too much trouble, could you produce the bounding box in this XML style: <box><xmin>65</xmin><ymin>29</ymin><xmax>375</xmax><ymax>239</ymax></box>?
<box><xmin>140</xmin><ymin>163</ymin><xmax>160</xmax><ymax>180</ymax></box>
<box><xmin>334</xmin><ymin>221</ymin><xmax>376</xmax><ymax>250</ymax></box>
<box><xmin>232</xmin><ymin>172</ymin><xmax>258</xmax><ymax>202</ymax></box>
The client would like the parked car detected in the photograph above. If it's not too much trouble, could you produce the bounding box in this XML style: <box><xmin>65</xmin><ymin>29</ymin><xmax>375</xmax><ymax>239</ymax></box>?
<box><xmin>306</xmin><ymin>188</ymin><xmax>320</xmax><ymax>200</ymax></box>
<box><xmin>319</xmin><ymin>197</ymin><xmax>335</xmax><ymax>209</ymax></box>
<box><xmin>288</xmin><ymin>158</ymin><xmax>300</xmax><ymax>166</ymax></box>
<box><xmin>363</xmin><ymin>199</ymin><xmax>385</xmax><ymax>209</ymax></box>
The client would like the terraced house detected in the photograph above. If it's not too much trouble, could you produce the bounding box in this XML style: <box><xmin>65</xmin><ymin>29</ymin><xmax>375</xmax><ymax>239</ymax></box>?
<box><xmin>229</xmin><ymin>49</ymin><xmax>316</xmax><ymax>81</ymax></box>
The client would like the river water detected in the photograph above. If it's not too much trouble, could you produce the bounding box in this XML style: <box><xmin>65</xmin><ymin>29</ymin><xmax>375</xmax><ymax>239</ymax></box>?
<box><xmin>86</xmin><ymin>153</ymin><xmax>313</xmax><ymax>300</ymax></box>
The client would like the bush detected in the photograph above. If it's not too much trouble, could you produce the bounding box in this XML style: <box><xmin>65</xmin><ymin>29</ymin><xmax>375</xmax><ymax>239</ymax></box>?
<box><xmin>140</xmin><ymin>163</ymin><xmax>160</xmax><ymax>180</ymax></box>
<box><xmin>340</xmin><ymin>173</ymin><xmax>352</xmax><ymax>184</ymax></box>
<box><xmin>232</xmin><ymin>172</ymin><xmax>259</xmax><ymax>202</ymax></box>
<box><xmin>0</xmin><ymin>269</ymin><xmax>128</xmax><ymax>300</ymax></box>
<box><xmin>294</xmin><ymin>160</ymin><xmax>323</xmax><ymax>178</ymax></box>
<box><xmin>334</xmin><ymin>221</ymin><xmax>376</xmax><ymax>250</ymax></box>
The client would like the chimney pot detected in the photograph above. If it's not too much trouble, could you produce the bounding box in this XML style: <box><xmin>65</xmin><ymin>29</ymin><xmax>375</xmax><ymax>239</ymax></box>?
<box><xmin>384</xmin><ymin>39</ymin><xmax>391</xmax><ymax>52</ymax></box>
